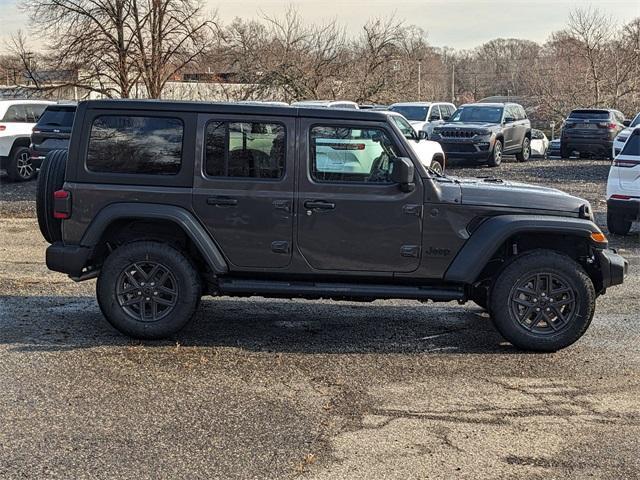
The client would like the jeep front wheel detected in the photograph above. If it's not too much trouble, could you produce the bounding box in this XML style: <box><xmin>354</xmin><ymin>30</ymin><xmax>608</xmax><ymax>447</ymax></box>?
<box><xmin>489</xmin><ymin>250</ymin><xmax>595</xmax><ymax>352</ymax></box>
<box><xmin>97</xmin><ymin>241</ymin><xmax>202</xmax><ymax>339</ymax></box>
<box><xmin>487</xmin><ymin>139</ymin><xmax>502</xmax><ymax>167</ymax></box>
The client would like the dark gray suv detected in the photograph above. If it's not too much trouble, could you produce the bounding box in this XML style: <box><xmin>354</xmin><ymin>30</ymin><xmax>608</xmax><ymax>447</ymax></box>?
<box><xmin>37</xmin><ymin>100</ymin><xmax>627</xmax><ymax>351</ymax></box>
<box><xmin>431</xmin><ymin>102</ymin><xmax>531</xmax><ymax>167</ymax></box>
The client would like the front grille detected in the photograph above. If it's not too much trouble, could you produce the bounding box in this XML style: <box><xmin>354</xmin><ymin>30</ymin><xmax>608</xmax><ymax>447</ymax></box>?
<box><xmin>440</xmin><ymin>129</ymin><xmax>475</xmax><ymax>138</ymax></box>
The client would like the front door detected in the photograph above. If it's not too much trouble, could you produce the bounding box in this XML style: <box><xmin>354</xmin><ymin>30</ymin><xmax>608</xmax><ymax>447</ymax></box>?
<box><xmin>296</xmin><ymin>119</ymin><xmax>423</xmax><ymax>273</ymax></box>
<box><xmin>193</xmin><ymin>114</ymin><xmax>295</xmax><ymax>269</ymax></box>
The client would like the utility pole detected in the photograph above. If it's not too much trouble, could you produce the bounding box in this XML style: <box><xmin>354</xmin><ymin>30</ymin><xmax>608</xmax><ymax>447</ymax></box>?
<box><xmin>417</xmin><ymin>60</ymin><xmax>422</xmax><ymax>101</ymax></box>
<box><xmin>451</xmin><ymin>63</ymin><xmax>455</xmax><ymax>104</ymax></box>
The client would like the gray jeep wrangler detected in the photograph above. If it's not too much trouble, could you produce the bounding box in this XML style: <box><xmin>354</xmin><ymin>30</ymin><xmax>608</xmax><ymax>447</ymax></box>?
<box><xmin>37</xmin><ymin>100</ymin><xmax>627</xmax><ymax>351</ymax></box>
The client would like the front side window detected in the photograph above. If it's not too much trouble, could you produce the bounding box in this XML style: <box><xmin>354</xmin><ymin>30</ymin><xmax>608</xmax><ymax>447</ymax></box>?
<box><xmin>205</xmin><ymin>121</ymin><xmax>286</xmax><ymax>179</ymax></box>
<box><xmin>310</xmin><ymin>125</ymin><xmax>400</xmax><ymax>183</ymax></box>
<box><xmin>87</xmin><ymin>115</ymin><xmax>183</xmax><ymax>175</ymax></box>
<box><xmin>428</xmin><ymin>106</ymin><xmax>441</xmax><ymax>121</ymax></box>
<box><xmin>390</xmin><ymin>115</ymin><xmax>417</xmax><ymax>141</ymax></box>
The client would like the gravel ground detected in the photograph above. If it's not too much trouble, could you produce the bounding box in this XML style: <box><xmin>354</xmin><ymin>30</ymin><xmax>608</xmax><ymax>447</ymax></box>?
<box><xmin>1</xmin><ymin>159</ymin><xmax>639</xmax><ymax>479</ymax></box>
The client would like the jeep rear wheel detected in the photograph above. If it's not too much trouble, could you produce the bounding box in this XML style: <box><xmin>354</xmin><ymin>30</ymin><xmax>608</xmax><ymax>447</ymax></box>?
<box><xmin>607</xmin><ymin>211</ymin><xmax>632</xmax><ymax>236</ymax></box>
<box><xmin>7</xmin><ymin>146</ymin><xmax>35</xmax><ymax>181</ymax></box>
<box><xmin>97</xmin><ymin>241</ymin><xmax>202</xmax><ymax>339</ymax></box>
<box><xmin>516</xmin><ymin>137</ymin><xmax>530</xmax><ymax>162</ymax></box>
<box><xmin>487</xmin><ymin>139</ymin><xmax>502</xmax><ymax>167</ymax></box>
<box><xmin>489</xmin><ymin>250</ymin><xmax>595</xmax><ymax>352</ymax></box>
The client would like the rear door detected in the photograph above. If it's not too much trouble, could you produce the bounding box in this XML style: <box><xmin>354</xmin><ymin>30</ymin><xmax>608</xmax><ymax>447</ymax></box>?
<box><xmin>193</xmin><ymin>114</ymin><xmax>295</xmax><ymax>269</ymax></box>
<box><xmin>502</xmin><ymin>106</ymin><xmax>517</xmax><ymax>151</ymax></box>
<box><xmin>296</xmin><ymin>118</ymin><xmax>423</xmax><ymax>273</ymax></box>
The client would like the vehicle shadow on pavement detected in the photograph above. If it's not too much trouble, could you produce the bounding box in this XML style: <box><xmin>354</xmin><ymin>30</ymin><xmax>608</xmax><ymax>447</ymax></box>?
<box><xmin>0</xmin><ymin>295</ymin><xmax>519</xmax><ymax>354</ymax></box>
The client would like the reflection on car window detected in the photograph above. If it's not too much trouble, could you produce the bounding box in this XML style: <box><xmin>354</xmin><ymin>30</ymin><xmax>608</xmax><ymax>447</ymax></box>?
<box><xmin>205</xmin><ymin>122</ymin><xmax>285</xmax><ymax>179</ymax></box>
<box><xmin>310</xmin><ymin>126</ymin><xmax>399</xmax><ymax>183</ymax></box>
<box><xmin>450</xmin><ymin>106</ymin><xmax>503</xmax><ymax>123</ymax></box>
<box><xmin>87</xmin><ymin>115</ymin><xmax>183</xmax><ymax>175</ymax></box>
<box><xmin>391</xmin><ymin>116</ymin><xmax>416</xmax><ymax>140</ymax></box>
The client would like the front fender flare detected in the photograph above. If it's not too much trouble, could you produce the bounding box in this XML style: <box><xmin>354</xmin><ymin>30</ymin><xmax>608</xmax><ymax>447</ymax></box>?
<box><xmin>80</xmin><ymin>202</ymin><xmax>228</xmax><ymax>274</ymax></box>
<box><xmin>443</xmin><ymin>214</ymin><xmax>600</xmax><ymax>284</ymax></box>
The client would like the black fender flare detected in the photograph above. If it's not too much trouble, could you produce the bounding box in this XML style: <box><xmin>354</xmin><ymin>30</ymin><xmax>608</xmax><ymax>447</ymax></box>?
<box><xmin>80</xmin><ymin>202</ymin><xmax>228</xmax><ymax>274</ymax></box>
<box><xmin>443</xmin><ymin>214</ymin><xmax>600</xmax><ymax>284</ymax></box>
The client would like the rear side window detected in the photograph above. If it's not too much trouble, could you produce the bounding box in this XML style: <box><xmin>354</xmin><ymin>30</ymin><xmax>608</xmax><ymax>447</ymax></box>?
<box><xmin>310</xmin><ymin>125</ymin><xmax>400</xmax><ymax>183</ymax></box>
<box><xmin>205</xmin><ymin>121</ymin><xmax>285</xmax><ymax>179</ymax></box>
<box><xmin>37</xmin><ymin>107</ymin><xmax>75</xmax><ymax>127</ymax></box>
<box><xmin>569</xmin><ymin>110</ymin><xmax>610</xmax><ymax>120</ymax></box>
<box><xmin>87</xmin><ymin>115</ymin><xmax>183</xmax><ymax>175</ymax></box>
<box><xmin>1</xmin><ymin>103</ymin><xmax>48</xmax><ymax>122</ymax></box>
<box><xmin>621</xmin><ymin>132</ymin><xmax>640</xmax><ymax>156</ymax></box>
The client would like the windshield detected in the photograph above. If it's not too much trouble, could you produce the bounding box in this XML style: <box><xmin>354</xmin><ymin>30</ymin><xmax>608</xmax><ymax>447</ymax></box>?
<box><xmin>390</xmin><ymin>115</ymin><xmax>417</xmax><ymax>140</ymax></box>
<box><xmin>450</xmin><ymin>106</ymin><xmax>503</xmax><ymax>123</ymax></box>
<box><xmin>621</xmin><ymin>132</ymin><xmax>640</xmax><ymax>156</ymax></box>
<box><xmin>37</xmin><ymin>107</ymin><xmax>75</xmax><ymax>127</ymax></box>
<box><xmin>389</xmin><ymin>105</ymin><xmax>428</xmax><ymax>122</ymax></box>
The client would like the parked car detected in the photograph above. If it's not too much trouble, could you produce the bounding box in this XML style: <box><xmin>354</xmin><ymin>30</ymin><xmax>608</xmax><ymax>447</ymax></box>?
<box><xmin>0</xmin><ymin>99</ymin><xmax>55</xmax><ymax>181</ymax></box>
<box><xmin>388</xmin><ymin>102</ymin><xmax>456</xmax><ymax>138</ymax></box>
<box><xmin>30</xmin><ymin>103</ymin><xmax>77</xmax><ymax>169</ymax></box>
<box><xmin>382</xmin><ymin>111</ymin><xmax>446</xmax><ymax>173</ymax></box>
<box><xmin>548</xmin><ymin>138</ymin><xmax>561</xmax><ymax>158</ymax></box>
<box><xmin>291</xmin><ymin>100</ymin><xmax>359</xmax><ymax>109</ymax></box>
<box><xmin>612</xmin><ymin>112</ymin><xmax>640</xmax><ymax>158</ymax></box>
<box><xmin>430</xmin><ymin>102</ymin><xmax>531</xmax><ymax>167</ymax></box>
<box><xmin>561</xmin><ymin>109</ymin><xmax>626</xmax><ymax>159</ymax></box>
<box><xmin>37</xmin><ymin>99</ymin><xmax>627</xmax><ymax>351</ymax></box>
<box><xmin>606</xmin><ymin>126</ymin><xmax>640</xmax><ymax>235</ymax></box>
<box><xmin>530</xmin><ymin>129</ymin><xmax>550</xmax><ymax>158</ymax></box>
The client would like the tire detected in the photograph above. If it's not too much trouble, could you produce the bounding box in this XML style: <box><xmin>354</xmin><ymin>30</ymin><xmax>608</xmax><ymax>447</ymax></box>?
<box><xmin>6</xmin><ymin>146</ymin><xmax>36</xmax><ymax>181</ymax></box>
<box><xmin>430</xmin><ymin>160</ymin><xmax>443</xmax><ymax>175</ymax></box>
<box><xmin>560</xmin><ymin>145</ymin><xmax>570</xmax><ymax>159</ymax></box>
<box><xmin>487</xmin><ymin>139</ymin><xmax>503</xmax><ymax>167</ymax></box>
<box><xmin>607</xmin><ymin>211</ymin><xmax>632</xmax><ymax>236</ymax></box>
<box><xmin>515</xmin><ymin>137</ymin><xmax>531</xmax><ymax>162</ymax></box>
<box><xmin>96</xmin><ymin>241</ymin><xmax>202</xmax><ymax>339</ymax></box>
<box><xmin>36</xmin><ymin>150</ymin><xmax>68</xmax><ymax>244</ymax></box>
<box><xmin>489</xmin><ymin>250</ymin><xmax>596</xmax><ymax>352</ymax></box>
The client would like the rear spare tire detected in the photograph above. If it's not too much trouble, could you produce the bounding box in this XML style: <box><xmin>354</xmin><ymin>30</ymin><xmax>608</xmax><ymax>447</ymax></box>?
<box><xmin>36</xmin><ymin>150</ymin><xmax>67</xmax><ymax>244</ymax></box>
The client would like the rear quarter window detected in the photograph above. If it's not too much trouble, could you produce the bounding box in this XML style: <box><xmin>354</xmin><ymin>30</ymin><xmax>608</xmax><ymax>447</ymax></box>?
<box><xmin>87</xmin><ymin>115</ymin><xmax>183</xmax><ymax>175</ymax></box>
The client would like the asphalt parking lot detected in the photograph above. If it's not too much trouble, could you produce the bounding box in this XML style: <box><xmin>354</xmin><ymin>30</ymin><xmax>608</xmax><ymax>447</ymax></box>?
<box><xmin>1</xmin><ymin>157</ymin><xmax>639</xmax><ymax>479</ymax></box>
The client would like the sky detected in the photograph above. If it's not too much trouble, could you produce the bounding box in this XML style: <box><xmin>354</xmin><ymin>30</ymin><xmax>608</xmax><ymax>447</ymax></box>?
<box><xmin>0</xmin><ymin>0</ymin><xmax>638</xmax><ymax>53</ymax></box>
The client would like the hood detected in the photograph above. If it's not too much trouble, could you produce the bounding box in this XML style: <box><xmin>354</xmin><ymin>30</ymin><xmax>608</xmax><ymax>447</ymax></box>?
<box><xmin>437</xmin><ymin>122</ymin><xmax>500</xmax><ymax>130</ymax></box>
<box><xmin>452</xmin><ymin>176</ymin><xmax>589</xmax><ymax>215</ymax></box>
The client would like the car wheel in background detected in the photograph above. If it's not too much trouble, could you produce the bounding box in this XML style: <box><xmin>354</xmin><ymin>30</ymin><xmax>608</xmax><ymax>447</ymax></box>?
<box><xmin>516</xmin><ymin>137</ymin><xmax>531</xmax><ymax>162</ymax></box>
<box><xmin>487</xmin><ymin>139</ymin><xmax>503</xmax><ymax>167</ymax></box>
<box><xmin>607</xmin><ymin>211</ymin><xmax>632</xmax><ymax>236</ymax></box>
<box><xmin>7</xmin><ymin>146</ymin><xmax>36</xmax><ymax>182</ymax></box>
<box><xmin>36</xmin><ymin>150</ymin><xmax>68</xmax><ymax>244</ymax></box>
<box><xmin>560</xmin><ymin>145</ymin><xmax>570</xmax><ymax>159</ymax></box>
<box><xmin>430</xmin><ymin>160</ymin><xmax>443</xmax><ymax>175</ymax></box>
<box><xmin>489</xmin><ymin>250</ymin><xmax>595</xmax><ymax>352</ymax></box>
<box><xmin>97</xmin><ymin>241</ymin><xmax>202</xmax><ymax>339</ymax></box>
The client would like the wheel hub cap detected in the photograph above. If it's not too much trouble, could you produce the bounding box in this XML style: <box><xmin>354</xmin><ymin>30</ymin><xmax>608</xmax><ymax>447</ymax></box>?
<box><xmin>17</xmin><ymin>152</ymin><xmax>34</xmax><ymax>178</ymax></box>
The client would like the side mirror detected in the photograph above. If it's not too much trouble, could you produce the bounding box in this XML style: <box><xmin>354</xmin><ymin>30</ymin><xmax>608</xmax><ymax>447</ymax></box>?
<box><xmin>623</xmin><ymin>120</ymin><xmax>631</xmax><ymax>127</ymax></box>
<box><xmin>429</xmin><ymin>116</ymin><xmax>440</xmax><ymax>122</ymax></box>
<box><xmin>390</xmin><ymin>157</ymin><xmax>415</xmax><ymax>192</ymax></box>
<box><xmin>504</xmin><ymin>116</ymin><xmax>515</xmax><ymax>123</ymax></box>
<box><xmin>442</xmin><ymin>115</ymin><xmax>451</xmax><ymax>121</ymax></box>
<box><xmin>417</xmin><ymin>130</ymin><xmax>429</xmax><ymax>141</ymax></box>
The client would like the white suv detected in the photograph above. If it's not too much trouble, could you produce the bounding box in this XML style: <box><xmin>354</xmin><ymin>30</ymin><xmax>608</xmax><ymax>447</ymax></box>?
<box><xmin>388</xmin><ymin>102</ymin><xmax>456</xmax><ymax>138</ymax></box>
<box><xmin>612</xmin><ymin>112</ymin><xmax>640</xmax><ymax>158</ymax></box>
<box><xmin>606</xmin><ymin>126</ymin><xmax>640</xmax><ymax>235</ymax></box>
<box><xmin>0</xmin><ymin>99</ymin><xmax>55</xmax><ymax>181</ymax></box>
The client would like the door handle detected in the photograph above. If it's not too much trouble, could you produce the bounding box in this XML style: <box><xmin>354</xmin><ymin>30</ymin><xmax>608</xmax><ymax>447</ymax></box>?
<box><xmin>304</xmin><ymin>200</ymin><xmax>335</xmax><ymax>210</ymax></box>
<box><xmin>207</xmin><ymin>196</ymin><xmax>238</xmax><ymax>206</ymax></box>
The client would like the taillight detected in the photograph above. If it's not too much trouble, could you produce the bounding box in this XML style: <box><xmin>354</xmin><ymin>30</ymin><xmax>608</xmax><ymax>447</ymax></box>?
<box><xmin>53</xmin><ymin>189</ymin><xmax>71</xmax><ymax>219</ymax></box>
<box><xmin>611</xmin><ymin>194</ymin><xmax>636</xmax><ymax>200</ymax></box>
<box><xmin>32</xmin><ymin>127</ymin><xmax>40</xmax><ymax>133</ymax></box>
<box><xmin>613</xmin><ymin>158</ymin><xmax>640</xmax><ymax>168</ymax></box>
<box><xmin>0</xmin><ymin>125</ymin><xmax>5</xmax><ymax>131</ymax></box>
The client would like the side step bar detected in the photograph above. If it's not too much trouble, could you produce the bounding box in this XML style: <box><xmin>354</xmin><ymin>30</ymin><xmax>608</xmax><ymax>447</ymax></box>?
<box><xmin>218</xmin><ymin>279</ymin><xmax>464</xmax><ymax>302</ymax></box>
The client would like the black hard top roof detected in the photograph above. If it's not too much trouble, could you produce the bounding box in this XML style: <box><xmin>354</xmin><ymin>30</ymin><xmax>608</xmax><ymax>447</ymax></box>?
<box><xmin>80</xmin><ymin>99</ymin><xmax>390</xmax><ymax>121</ymax></box>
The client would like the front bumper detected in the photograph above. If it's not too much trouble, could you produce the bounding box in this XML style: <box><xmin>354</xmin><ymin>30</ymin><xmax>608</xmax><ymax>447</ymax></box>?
<box><xmin>597</xmin><ymin>248</ymin><xmax>628</xmax><ymax>289</ymax></box>
<box><xmin>437</xmin><ymin>138</ymin><xmax>493</xmax><ymax>161</ymax></box>
<box><xmin>46</xmin><ymin>242</ymin><xmax>93</xmax><ymax>278</ymax></box>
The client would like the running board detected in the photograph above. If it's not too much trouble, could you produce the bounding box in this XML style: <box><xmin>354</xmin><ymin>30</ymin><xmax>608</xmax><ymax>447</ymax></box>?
<box><xmin>217</xmin><ymin>279</ymin><xmax>464</xmax><ymax>302</ymax></box>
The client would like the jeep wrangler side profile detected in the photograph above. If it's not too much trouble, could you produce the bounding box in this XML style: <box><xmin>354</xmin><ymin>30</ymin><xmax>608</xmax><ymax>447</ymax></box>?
<box><xmin>37</xmin><ymin>100</ymin><xmax>627</xmax><ymax>351</ymax></box>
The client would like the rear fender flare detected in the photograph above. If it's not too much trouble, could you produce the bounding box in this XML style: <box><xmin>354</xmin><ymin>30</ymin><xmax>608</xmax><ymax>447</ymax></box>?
<box><xmin>81</xmin><ymin>203</ymin><xmax>228</xmax><ymax>274</ymax></box>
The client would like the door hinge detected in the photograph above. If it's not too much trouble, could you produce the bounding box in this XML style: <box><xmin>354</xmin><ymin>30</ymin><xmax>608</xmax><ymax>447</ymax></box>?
<box><xmin>271</xmin><ymin>241</ymin><xmax>290</xmax><ymax>254</ymax></box>
<box><xmin>403</xmin><ymin>204</ymin><xmax>423</xmax><ymax>217</ymax></box>
<box><xmin>400</xmin><ymin>245</ymin><xmax>420</xmax><ymax>258</ymax></box>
